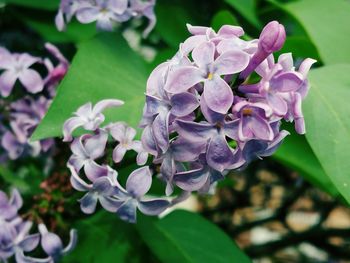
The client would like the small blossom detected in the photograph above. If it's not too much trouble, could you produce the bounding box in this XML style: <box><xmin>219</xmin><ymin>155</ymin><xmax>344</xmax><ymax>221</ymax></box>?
<box><xmin>63</xmin><ymin>99</ymin><xmax>124</xmax><ymax>141</ymax></box>
<box><xmin>0</xmin><ymin>51</ymin><xmax>43</xmax><ymax>97</ymax></box>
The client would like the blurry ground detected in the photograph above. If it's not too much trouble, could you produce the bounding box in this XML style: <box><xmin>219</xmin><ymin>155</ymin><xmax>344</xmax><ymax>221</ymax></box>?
<box><xmin>176</xmin><ymin>159</ymin><xmax>350</xmax><ymax>263</ymax></box>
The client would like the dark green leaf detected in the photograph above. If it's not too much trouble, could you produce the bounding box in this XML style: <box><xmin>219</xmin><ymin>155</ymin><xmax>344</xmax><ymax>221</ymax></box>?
<box><xmin>31</xmin><ymin>33</ymin><xmax>147</xmax><ymax>141</ymax></box>
<box><xmin>304</xmin><ymin>64</ymin><xmax>350</xmax><ymax>203</ymax></box>
<box><xmin>63</xmin><ymin>212</ymin><xmax>149</xmax><ymax>262</ymax></box>
<box><xmin>211</xmin><ymin>10</ymin><xmax>239</xmax><ymax>32</ymax></box>
<box><xmin>274</xmin><ymin>132</ymin><xmax>338</xmax><ymax>197</ymax></box>
<box><xmin>2</xmin><ymin>0</ymin><xmax>59</xmax><ymax>10</ymax></box>
<box><xmin>137</xmin><ymin>210</ymin><xmax>251</xmax><ymax>263</ymax></box>
<box><xmin>225</xmin><ymin>0</ymin><xmax>261</xmax><ymax>28</ymax></box>
<box><xmin>270</xmin><ymin>0</ymin><xmax>350</xmax><ymax>64</ymax></box>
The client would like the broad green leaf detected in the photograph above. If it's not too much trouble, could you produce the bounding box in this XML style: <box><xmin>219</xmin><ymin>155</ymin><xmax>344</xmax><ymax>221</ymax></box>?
<box><xmin>275</xmin><ymin>36</ymin><xmax>320</xmax><ymax>62</ymax></box>
<box><xmin>225</xmin><ymin>0</ymin><xmax>261</xmax><ymax>28</ymax></box>
<box><xmin>25</xmin><ymin>18</ymin><xmax>97</xmax><ymax>43</ymax></box>
<box><xmin>31</xmin><ymin>33</ymin><xmax>147</xmax><ymax>141</ymax></box>
<box><xmin>274</xmin><ymin>132</ymin><xmax>338</xmax><ymax>197</ymax></box>
<box><xmin>137</xmin><ymin>210</ymin><xmax>251</xmax><ymax>263</ymax></box>
<box><xmin>270</xmin><ymin>0</ymin><xmax>350</xmax><ymax>64</ymax></box>
<box><xmin>154</xmin><ymin>1</ymin><xmax>196</xmax><ymax>48</ymax></box>
<box><xmin>304</xmin><ymin>64</ymin><xmax>350</xmax><ymax>203</ymax></box>
<box><xmin>211</xmin><ymin>10</ymin><xmax>239</xmax><ymax>32</ymax></box>
<box><xmin>63</xmin><ymin>212</ymin><xmax>151</xmax><ymax>262</ymax></box>
<box><xmin>2</xmin><ymin>0</ymin><xmax>59</xmax><ymax>10</ymax></box>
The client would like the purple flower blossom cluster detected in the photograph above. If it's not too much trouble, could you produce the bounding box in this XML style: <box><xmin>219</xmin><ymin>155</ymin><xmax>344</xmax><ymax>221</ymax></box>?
<box><xmin>56</xmin><ymin>0</ymin><xmax>156</xmax><ymax>37</ymax></box>
<box><xmin>0</xmin><ymin>44</ymin><xmax>69</xmax><ymax>161</ymax></box>
<box><xmin>64</xmin><ymin>100</ymin><xmax>170</xmax><ymax>223</ymax></box>
<box><xmin>141</xmin><ymin>21</ymin><xmax>316</xmax><ymax>194</ymax></box>
<box><xmin>0</xmin><ymin>189</ymin><xmax>76</xmax><ymax>262</ymax></box>
<box><xmin>64</xmin><ymin>21</ymin><xmax>315</xmax><ymax>223</ymax></box>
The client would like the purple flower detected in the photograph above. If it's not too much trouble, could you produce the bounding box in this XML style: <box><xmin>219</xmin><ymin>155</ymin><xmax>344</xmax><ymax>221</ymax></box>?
<box><xmin>128</xmin><ymin>0</ymin><xmax>156</xmax><ymax>37</ymax></box>
<box><xmin>240</xmin><ymin>21</ymin><xmax>286</xmax><ymax>79</ymax></box>
<box><xmin>68</xmin><ymin>130</ymin><xmax>108</xmax><ymax>181</ymax></box>
<box><xmin>107</xmin><ymin>122</ymin><xmax>148</xmax><ymax>165</ymax></box>
<box><xmin>1</xmin><ymin>96</ymin><xmax>54</xmax><ymax>160</ymax></box>
<box><xmin>113</xmin><ymin>166</ymin><xmax>170</xmax><ymax>223</ymax></box>
<box><xmin>174</xmin><ymin>118</ymin><xmax>242</xmax><ymax>172</ymax></box>
<box><xmin>44</xmin><ymin>43</ymin><xmax>69</xmax><ymax>91</ymax></box>
<box><xmin>63</xmin><ymin>99</ymin><xmax>124</xmax><ymax>141</ymax></box>
<box><xmin>231</xmin><ymin>100</ymin><xmax>275</xmax><ymax>142</ymax></box>
<box><xmin>165</xmin><ymin>41</ymin><xmax>249</xmax><ymax>114</ymax></box>
<box><xmin>0</xmin><ymin>51</ymin><xmax>44</xmax><ymax>97</ymax></box>
<box><xmin>38</xmin><ymin>223</ymin><xmax>77</xmax><ymax>262</ymax></box>
<box><xmin>0</xmin><ymin>189</ymin><xmax>22</xmax><ymax>221</ymax></box>
<box><xmin>76</xmin><ymin>0</ymin><xmax>129</xmax><ymax>31</ymax></box>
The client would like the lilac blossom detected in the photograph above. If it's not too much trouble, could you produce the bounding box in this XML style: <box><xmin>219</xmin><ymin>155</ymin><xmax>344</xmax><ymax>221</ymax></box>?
<box><xmin>165</xmin><ymin>41</ymin><xmax>249</xmax><ymax>114</ymax></box>
<box><xmin>38</xmin><ymin>224</ymin><xmax>77</xmax><ymax>262</ymax></box>
<box><xmin>107</xmin><ymin>122</ymin><xmax>148</xmax><ymax>165</ymax></box>
<box><xmin>63</xmin><ymin>21</ymin><xmax>315</xmax><ymax>223</ymax></box>
<box><xmin>0</xmin><ymin>190</ymin><xmax>76</xmax><ymax>262</ymax></box>
<box><xmin>0</xmin><ymin>51</ymin><xmax>43</xmax><ymax>97</ymax></box>
<box><xmin>63</xmin><ymin>99</ymin><xmax>124</xmax><ymax>142</ymax></box>
<box><xmin>56</xmin><ymin>0</ymin><xmax>156</xmax><ymax>37</ymax></box>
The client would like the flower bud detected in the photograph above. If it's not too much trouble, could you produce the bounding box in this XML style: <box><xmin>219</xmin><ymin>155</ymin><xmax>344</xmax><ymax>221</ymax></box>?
<box><xmin>259</xmin><ymin>21</ymin><xmax>286</xmax><ymax>54</ymax></box>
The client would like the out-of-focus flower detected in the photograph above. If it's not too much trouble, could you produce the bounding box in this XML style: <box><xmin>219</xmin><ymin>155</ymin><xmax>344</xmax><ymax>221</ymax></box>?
<box><xmin>63</xmin><ymin>99</ymin><xmax>124</xmax><ymax>142</ymax></box>
<box><xmin>56</xmin><ymin>0</ymin><xmax>156</xmax><ymax>37</ymax></box>
<box><xmin>0</xmin><ymin>51</ymin><xmax>43</xmax><ymax>97</ymax></box>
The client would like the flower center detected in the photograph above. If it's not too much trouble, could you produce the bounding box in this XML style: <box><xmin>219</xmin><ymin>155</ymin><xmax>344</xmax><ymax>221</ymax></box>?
<box><xmin>242</xmin><ymin>108</ymin><xmax>253</xmax><ymax>116</ymax></box>
<box><xmin>207</xmin><ymin>72</ymin><xmax>214</xmax><ymax>80</ymax></box>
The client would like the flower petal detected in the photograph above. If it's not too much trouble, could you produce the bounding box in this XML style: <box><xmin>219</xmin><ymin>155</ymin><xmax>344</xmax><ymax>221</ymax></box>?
<box><xmin>116</xmin><ymin>199</ymin><xmax>137</xmax><ymax>223</ymax></box>
<box><xmin>126</xmin><ymin>166</ymin><xmax>152</xmax><ymax>198</ymax></box>
<box><xmin>92</xmin><ymin>99</ymin><xmax>124</xmax><ymax>116</ymax></box>
<box><xmin>84</xmin><ymin>131</ymin><xmax>108</xmax><ymax>159</ymax></box>
<box><xmin>203</xmin><ymin>76</ymin><xmax>233</xmax><ymax>114</ymax></box>
<box><xmin>192</xmin><ymin>41</ymin><xmax>215</xmax><ymax>68</ymax></box>
<box><xmin>0</xmin><ymin>70</ymin><xmax>17</xmax><ymax>97</ymax></box>
<box><xmin>214</xmin><ymin>50</ymin><xmax>250</xmax><ymax>75</ymax></box>
<box><xmin>18</xmin><ymin>69</ymin><xmax>44</xmax><ymax>93</ymax></box>
<box><xmin>79</xmin><ymin>192</ymin><xmax>98</xmax><ymax>214</ymax></box>
<box><xmin>175</xmin><ymin>119</ymin><xmax>215</xmax><ymax>142</ymax></box>
<box><xmin>138</xmin><ymin>199</ymin><xmax>170</xmax><ymax>215</ymax></box>
<box><xmin>152</xmin><ymin>111</ymin><xmax>170</xmax><ymax>153</ymax></box>
<box><xmin>206</xmin><ymin>134</ymin><xmax>234</xmax><ymax>172</ymax></box>
<box><xmin>164</xmin><ymin>66</ymin><xmax>204</xmax><ymax>94</ymax></box>
<box><xmin>170</xmin><ymin>92</ymin><xmax>199</xmax><ymax>117</ymax></box>
<box><xmin>63</xmin><ymin>117</ymin><xmax>86</xmax><ymax>142</ymax></box>
<box><xmin>174</xmin><ymin>168</ymin><xmax>209</xmax><ymax>191</ymax></box>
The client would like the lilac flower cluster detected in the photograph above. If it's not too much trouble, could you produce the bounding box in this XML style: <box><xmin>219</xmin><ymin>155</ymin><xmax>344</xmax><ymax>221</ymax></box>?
<box><xmin>141</xmin><ymin>21</ymin><xmax>316</xmax><ymax>194</ymax></box>
<box><xmin>0</xmin><ymin>189</ymin><xmax>76</xmax><ymax>262</ymax></box>
<box><xmin>56</xmin><ymin>0</ymin><xmax>156</xmax><ymax>37</ymax></box>
<box><xmin>0</xmin><ymin>44</ymin><xmax>69</xmax><ymax>161</ymax></box>
<box><xmin>64</xmin><ymin>21</ymin><xmax>315</xmax><ymax>223</ymax></box>
<box><xmin>64</xmin><ymin>100</ymin><xmax>170</xmax><ymax>223</ymax></box>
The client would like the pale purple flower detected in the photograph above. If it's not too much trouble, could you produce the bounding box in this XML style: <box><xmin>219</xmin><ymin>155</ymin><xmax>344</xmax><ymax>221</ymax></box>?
<box><xmin>231</xmin><ymin>100</ymin><xmax>275</xmax><ymax>142</ymax></box>
<box><xmin>128</xmin><ymin>0</ymin><xmax>156</xmax><ymax>37</ymax></box>
<box><xmin>0</xmin><ymin>51</ymin><xmax>43</xmax><ymax>97</ymax></box>
<box><xmin>63</xmin><ymin>99</ymin><xmax>124</xmax><ymax>141</ymax></box>
<box><xmin>38</xmin><ymin>223</ymin><xmax>77</xmax><ymax>262</ymax></box>
<box><xmin>113</xmin><ymin>166</ymin><xmax>170</xmax><ymax>223</ymax></box>
<box><xmin>165</xmin><ymin>41</ymin><xmax>249</xmax><ymax>114</ymax></box>
<box><xmin>68</xmin><ymin>130</ymin><xmax>108</xmax><ymax>180</ymax></box>
<box><xmin>44</xmin><ymin>43</ymin><xmax>70</xmax><ymax>91</ymax></box>
<box><xmin>76</xmin><ymin>0</ymin><xmax>129</xmax><ymax>31</ymax></box>
<box><xmin>68</xmin><ymin>164</ymin><xmax>123</xmax><ymax>214</ymax></box>
<box><xmin>108</xmin><ymin>122</ymin><xmax>148</xmax><ymax>165</ymax></box>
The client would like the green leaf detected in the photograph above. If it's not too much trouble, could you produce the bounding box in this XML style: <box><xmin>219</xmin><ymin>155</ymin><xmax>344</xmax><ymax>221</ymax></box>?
<box><xmin>2</xmin><ymin>0</ymin><xmax>59</xmax><ymax>10</ymax></box>
<box><xmin>274</xmin><ymin>132</ymin><xmax>338</xmax><ymax>197</ymax></box>
<box><xmin>137</xmin><ymin>210</ymin><xmax>251</xmax><ymax>263</ymax></box>
<box><xmin>225</xmin><ymin>0</ymin><xmax>261</xmax><ymax>28</ymax></box>
<box><xmin>270</xmin><ymin>0</ymin><xmax>350</xmax><ymax>64</ymax></box>
<box><xmin>31</xmin><ymin>33</ymin><xmax>147</xmax><ymax>141</ymax></box>
<box><xmin>211</xmin><ymin>10</ymin><xmax>239</xmax><ymax>32</ymax></box>
<box><xmin>275</xmin><ymin>36</ymin><xmax>320</xmax><ymax>62</ymax></box>
<box><xmin>303</xmin><ymin>64</ymin><xmax>350</xmax><ymax>203</ymax></box>
<box><xmin>25</xmin><ymin>18</ymin><xmax>97</xmax><ymax>43</ymax></box>
<box><xmin>154</xmin><ymin>2</ymin><xmax>196</xmax><ymax>48</ymax></box>
<box><xmin>63</xmin><ymin>212</ymin><xmax>149</xmax><ymax>262</ymax></box>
